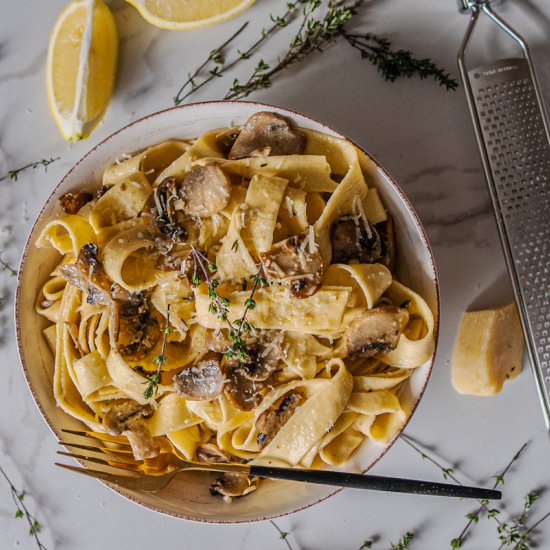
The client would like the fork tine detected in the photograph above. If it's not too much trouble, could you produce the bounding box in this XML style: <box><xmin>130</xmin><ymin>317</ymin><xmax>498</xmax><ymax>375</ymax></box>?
<box><xmin>61</xmin><ymin>428</ymin><xmax>131</xmax><ymax>446</ymax></box>
<box><xmin>56</xmin><ymin>451</ymin><xmax>143</xmax><ymax>472</ymax></box>
<box><xmin>58</xmin><ymin>440</ymin><xmax>135</xmax><ymax>458</ymax></box>
<box><xmin>55</xmin><ymin>463</ymin><xmax>146</xmax><ymax>491</ymax></box>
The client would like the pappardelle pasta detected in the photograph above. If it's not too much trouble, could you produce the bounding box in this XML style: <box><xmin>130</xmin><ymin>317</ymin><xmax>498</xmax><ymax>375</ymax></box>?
<box><xmin>36</xmin><ymin>112</ymin><xmax>435</xmax><ymax>500</ymax></box>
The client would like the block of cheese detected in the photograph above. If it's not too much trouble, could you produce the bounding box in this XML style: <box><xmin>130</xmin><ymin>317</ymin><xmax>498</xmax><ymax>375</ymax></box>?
<box><xmin>451</xmin><ymin>302</ymin><xmax>524</xmax><ymax>396</ymax></box>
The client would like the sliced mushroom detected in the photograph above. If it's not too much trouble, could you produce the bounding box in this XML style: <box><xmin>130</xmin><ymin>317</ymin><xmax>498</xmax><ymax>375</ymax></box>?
<box><xmin>225</xmin><ymin>367</ymin><xmax>264</xmax><ymax>411</ymax></box>
<box><xmin>141</xmin><ymin>177</ymin><xmax>188</xmax><ymax>241</ymax></box>
<box><xmin>210</xmin><ymin>472</ymin><xmax>259</xmax><ymax>499</ymax></box>
<box><xmin>260</xmin><ymin>234</ymin><xmax>324</xmax><ymax>298</ymax></box>
<box><xmin>59</xmin><ymin>243</ymin><xmax>111</xmax><ymax>305</ymax></box>
<box><xmin>228</xmin><ymin>112</ymin><xmax>306</xmax><ymax>160</ymax></box>
<box><xmin>181</xmin><ymin>164</ymin><xmax>231</xmax><ymax>218</ymax></box>
<box><xmin>256</xmin><ymin>391</ymin><xmax>303</xmax><ymax>450</ymax></box>
<box><xmin>102</xmin><ymin>399</ymin><xmax>160</xmax><ymax>460</ymax></box>
<box><xmin>344</xmin><ymin>305</ymin><xmax>409</xmax><ymax>358</ymax></box>
<box><xmin>196</xmin><ymin>443</ymin><xmax>235</xmax><ymax>463</ymax></box>
<box><xmin>116</xmin><ymin>308</ymin><xmax>161</xmax><ymax>360</ymax></box>
<box><xmin>110</xmin><ymin>284</ymin><xmax>146</xmax><ymax>316</ymax></box>
<box><xmin>376</xmin><ymin>216</ymin><xmax>396</xmax><ymax>272</ymax></box>
<box><xmin>241</xmin><ymin>330</ymin><xmax>284</xmax><ymax>381</ymax></box>
<box><xmin>173</xmin><ymin>359</ymin><xmax>226</xmax><ymax>401</ymax></box>
<box><xmin>330</xmin><ymin>217</ymin><xmax>382</xmax><ymax>265</ymax></box>
<box><xmin>59</xmin><ymin>191</ymin><xmax>93</xmax><ymax>214</ymax></box>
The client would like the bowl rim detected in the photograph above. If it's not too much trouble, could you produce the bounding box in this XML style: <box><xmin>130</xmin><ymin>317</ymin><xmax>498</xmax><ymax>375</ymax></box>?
<box><xmin>15</xmin><ymin>99</ymin><xmax>440</xmax><ymax>524</ymax></box>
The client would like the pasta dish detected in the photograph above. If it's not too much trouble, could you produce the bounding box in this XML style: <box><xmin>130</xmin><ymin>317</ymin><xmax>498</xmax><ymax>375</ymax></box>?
<box><xmin>35</xmin><ymin>112</ymin><xmax>435</xmax><ymax>500</ymax></box>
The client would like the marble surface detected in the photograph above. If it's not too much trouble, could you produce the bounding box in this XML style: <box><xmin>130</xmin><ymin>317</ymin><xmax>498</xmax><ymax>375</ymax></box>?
<box><xmin>1</xmin><ymin>0</ymin><xmax>550</xmax><ymax>548</ymax></box>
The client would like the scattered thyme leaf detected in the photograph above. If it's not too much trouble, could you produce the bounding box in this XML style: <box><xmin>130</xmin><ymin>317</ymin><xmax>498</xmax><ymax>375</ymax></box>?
<box><xmin>390</xmin><ymin>531</ymin><xmax>414</xmax><ymax>550</ymax></box>
<box><xmin>0</xmin><ymin>251</ymin><xmax>18</xmax><ymax>276</ymax></box>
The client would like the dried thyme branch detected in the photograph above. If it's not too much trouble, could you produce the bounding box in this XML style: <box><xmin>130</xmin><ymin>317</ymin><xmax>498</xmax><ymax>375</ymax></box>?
<box><xmin>343</xmin><ymin>33</ymin><xmax>458</xmax><ymax>90</ymax></box>
<box><xmin>0</xmin><ymin>251</ymin><xmax>18</xmax><ymax>276</ymax></box>
<box><xmin>0</xmin><ymin>157</ymin><xmax>60</xmax><ymax>183</ymax></box>
<box><xmin>0</xmin><ymin>465</ymin><xmax>47</xmax><ymax>550</ymax></box>
<box><xmin>143</xmin><ymin>305</ymin><xmax>171</xmax><ymax>399</ymax></box>
<box><xmin>269</xmin><ymin>520</ymin><xmax>294</xmax><ymax>550</ymax></box>
<box><xmin>173</xmin><ymin>21</ymin><xmax>249</xmax><ymax>105</ymax></box>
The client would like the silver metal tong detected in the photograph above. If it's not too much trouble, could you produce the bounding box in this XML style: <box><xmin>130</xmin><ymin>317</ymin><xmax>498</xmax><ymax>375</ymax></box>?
<box><xmin>457</xmin><ymin>0</ymin><xmax>550</xmax><ymax>428</ymax></box>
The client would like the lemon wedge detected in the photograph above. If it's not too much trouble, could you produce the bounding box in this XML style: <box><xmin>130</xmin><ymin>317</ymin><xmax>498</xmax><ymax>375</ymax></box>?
<box><xmin>46</xmin><ymin>0</ymin><xmax>118</xmax><ymax>141</ymax></box>
<box><xmin>127</xmin><ymin>0</ymin><xmax>255</xmax><ymax>30</ymax></box>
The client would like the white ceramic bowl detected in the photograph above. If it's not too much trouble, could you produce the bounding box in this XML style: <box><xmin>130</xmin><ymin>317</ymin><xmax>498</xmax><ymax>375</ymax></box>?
<box><xmin>16</xmin><ymin>101</ymin><xmax>439</xmax><ymax>522</ymax></box>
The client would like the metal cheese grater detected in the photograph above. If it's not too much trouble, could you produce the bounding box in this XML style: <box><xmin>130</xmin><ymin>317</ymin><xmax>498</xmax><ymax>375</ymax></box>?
<box><xmin>457</xmin><ymin>0</ymin><xmax>550</xmax><ymax>429</ymax></box>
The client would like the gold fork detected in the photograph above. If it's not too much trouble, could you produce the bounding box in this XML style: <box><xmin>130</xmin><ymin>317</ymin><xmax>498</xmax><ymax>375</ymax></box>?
<box><xmin>56</xmin><ymin>429</ymin><xmax>502</xmax><ymax>499</ymax></box>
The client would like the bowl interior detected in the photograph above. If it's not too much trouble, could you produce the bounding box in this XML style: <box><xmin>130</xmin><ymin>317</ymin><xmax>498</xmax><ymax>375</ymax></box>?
<box><xmin>16</xmin><ymin>101</ymin><xmax>439</xmax><ymax>522</ymax></box>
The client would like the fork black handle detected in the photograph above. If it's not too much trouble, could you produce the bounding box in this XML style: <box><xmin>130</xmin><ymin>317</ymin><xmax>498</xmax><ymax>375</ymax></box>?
<box><xmin>249</xmin><ymin>465</ymin><xmax>501</xmax><ymax>500</ymax></box>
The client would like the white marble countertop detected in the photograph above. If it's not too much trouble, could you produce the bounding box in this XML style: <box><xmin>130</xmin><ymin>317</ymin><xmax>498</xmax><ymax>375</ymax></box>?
<box><xmin>1</xmin><ymin>0</ymin><xmax>550</xmax><ymax>548</ymax></box>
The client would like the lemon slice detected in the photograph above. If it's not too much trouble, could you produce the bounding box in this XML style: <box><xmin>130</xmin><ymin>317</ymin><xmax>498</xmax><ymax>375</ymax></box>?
<box><xmin>127</xmin><ymin>0</ymin><xmax>255</xmax><ymax>30</ymax></box>
<box><xmin>46</xmin><ymin>0</ymin><xmax>118</xmax><ymax>141</ymax></box>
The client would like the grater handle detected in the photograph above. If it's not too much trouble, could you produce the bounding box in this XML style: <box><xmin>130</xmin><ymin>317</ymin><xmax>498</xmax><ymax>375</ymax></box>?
<box><xmin>458</xmin><ymin>4</ymin><xmax>550</xmax><ymax>430</ymax></box>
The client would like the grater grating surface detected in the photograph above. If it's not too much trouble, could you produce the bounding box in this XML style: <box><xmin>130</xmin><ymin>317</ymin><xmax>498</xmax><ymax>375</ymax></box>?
<box><xmin>469</xmin><ymin>58</ymin><xmax>550</xmax><ymax>385</ymax></box>
<box><xmin>458</xmin><ymin>2</ymin><xmax>550</xmax><ymax>428</ymax></box>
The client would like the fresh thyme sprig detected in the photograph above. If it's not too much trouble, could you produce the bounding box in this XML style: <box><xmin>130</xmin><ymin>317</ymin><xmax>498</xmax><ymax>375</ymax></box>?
<box><xmin>0</xmin><ymin>465</ymin><xmax>47</xmax><ymax>550</ymax></box>
<box><xmin>0</xmin><ymin>157</ymin><xmax>60</xmax><ymax>183</ymax></box>
<box><xmin>225</xmin><ymin>264</ymin><xmax>266</xmax><ymax>363</ymax></box>
<box><xmin>173</xmin><ymin>2</ymin><xmax>302</xmax><ymax>105</ymax></box>
<box><xmin>343</xmin><ymin>33</ymin><xmax>458</xmax><ymax>90</ymax></box>
<box><xmin>449</xmin><ymin>442</ymin><xmax>529</xmax><ymax>548</ymax></box>
<box><xmin>0</xmin><ymin>251</ymin><xmax>17</xmax><ymax>276</ymax></box>
<box><xmin>173</xmin><ymin>21</ymin><xmax>249</xmax><ymax>105</ymax></box>
<box><xmin>226</xmin><ymin>0</ymin><xmax>351</xmax><ymax>100</ymax></box>
<box><xmin>497</xmin><ymin>491</ymin><xmax>541</xmax><ymax>549</ymax></box>
<box><xmin>143</xmin><ymin>305</ymin><xmax>171</xmax><ymax>399</ymax></box>
<box><xmin>189</xmin><ymin>246</ymin><xmax>266</xmax><ymax>364</ymax></box>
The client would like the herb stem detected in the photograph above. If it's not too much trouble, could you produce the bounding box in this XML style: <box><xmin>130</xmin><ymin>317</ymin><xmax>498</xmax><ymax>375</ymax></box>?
<box><xmin>269</xmin><ymin>520</ymin><xmax>294</xmax><ymax>550</ymax></box>
<box><xmin>0</xmin><ymin>157</ymin><xmax>60</xmax><ymax>183</ymax></box>
<box><xmin>0</xmin><ymin>251</ymin><xmax>18</xmax><ymax>276</ymax></box>
<box><xmin>143</xmin><ymin>305</ymin><xmax>171</xmax><ymax>399</ymax></box>
<box><xmin>173</xmin><ymin>21</ymin><xmax>249</xmax><ymax>105</ymax></box>
<box><xmin>0</xmin><ymin>465</ymin><xmax>47</xmax><ymax>549</ymax></box>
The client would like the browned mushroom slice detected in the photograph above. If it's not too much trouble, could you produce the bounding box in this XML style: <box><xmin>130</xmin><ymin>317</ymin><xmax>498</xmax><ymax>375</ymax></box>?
<box><xmin>110</xmin><ymin>284</ymin><xmax>147</xmax><ymax>316</ymax></box>
<box><xmin>256</xmin><ymin>391</ymin><xmax>303</xmax><ymax>450</ymax></box>
<box><xmin>241</xmin><ymin>330</ymin><xmax>284</xmax><ymax>381</ymax></box>
<box><xmin>260</xmin><ymin>234</ymin><xmax>324</xmax><ymax>298</ymax></box>
<box><xmin>210</xmin><ymin>472</ymin><xmax>259</xmax><ymax>499</ymax></box>
<box><xmin>181</xmin><ymin>164</ymin><xmax>231</xmax><ymax>218</ymax></box>
<box><xmin>228</xmin><ymin>112</ymin><xmax>306</xmax><ymax>160</ymax></box>
<box><xmin>173</xmin><ymin>359</ymin><xmax>226</xmax><ymax>401</ymax></box>
<box><xmin>59</xmin><ymin>191</ymin><xmax>93</xmax><ymax>214</ymax></box>
<box><xmin>344</xmin><ymin>305</ymin><xmax>410</xmax><ymax>358</ymax></box>
<box><xmin>59</xmin><ymin>243</ymin><xmax>111</xmax><ymax>305</ymax></box>
<box><xmin>141</xmin><ymin>177</ymin><xmax>188</xmax><ymax>240</ymax></box>
<box><xmin>102</xmin><ymin>399</ymin><xmax>160</xmax><ymax>460</ymax></box>
<box><xmin>116</xmin><ymin>309</ymin><xmax>161</xmax><ymax>360</ymax></box>
<box><xmin>330</xmin><ymin>217</ymin><xmax>382</xmax><ymax>265</ymax></box>
<box><xmin>225</xmin><ymin>367</ymin><xmax>264</xmax><ymax>411</ymax></box>
<box><xmin>375</xmin><ymin>216</ymin><xmax>396</xmax><ymax>272</ymax></box>
<box><xmin>196</xmin><ymin>443</ymin><xmax>242</xmax><ymax>464</ymax></box>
